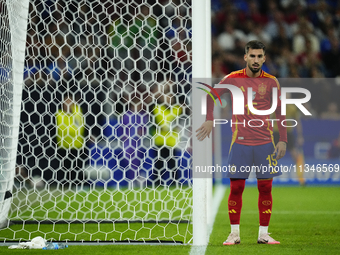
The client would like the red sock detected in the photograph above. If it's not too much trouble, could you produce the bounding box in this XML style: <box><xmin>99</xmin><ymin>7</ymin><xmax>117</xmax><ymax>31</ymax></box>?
<box><xmin>258</xmin><ymin>179</ymin><xmax>273</xmax><ymax>226</ymax></box>
<box><xmin>228</xmin><ymin>179</ymin><xmax>245</xmax><ymax>224</ymax></box>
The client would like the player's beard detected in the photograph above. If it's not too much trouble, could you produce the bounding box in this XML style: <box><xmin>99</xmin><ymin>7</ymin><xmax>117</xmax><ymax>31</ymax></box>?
<box><xmin>248</xmin><ymin>63</ymin><xmax>261</xmax><ymax>74</ymax></box>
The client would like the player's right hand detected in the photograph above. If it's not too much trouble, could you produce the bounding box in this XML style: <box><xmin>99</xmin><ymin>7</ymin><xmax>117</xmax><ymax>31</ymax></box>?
<box><xmin>195</xmin><ymin>121</ymin><xmax>213</xmax><ymax>141</ymax></box>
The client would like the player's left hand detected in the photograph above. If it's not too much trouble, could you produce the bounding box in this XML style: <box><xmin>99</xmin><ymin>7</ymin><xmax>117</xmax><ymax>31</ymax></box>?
<box><xmin>274</xmin><ymin>141</ymin><xmax>286</xmax><ymax>160</ymax></box>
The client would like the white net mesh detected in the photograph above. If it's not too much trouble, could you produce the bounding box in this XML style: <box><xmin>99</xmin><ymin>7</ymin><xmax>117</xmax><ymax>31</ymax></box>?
<box><xmin>1</xmin><ymin>0</ymin><xmax>193</xmax><ymax>243</ymax></box>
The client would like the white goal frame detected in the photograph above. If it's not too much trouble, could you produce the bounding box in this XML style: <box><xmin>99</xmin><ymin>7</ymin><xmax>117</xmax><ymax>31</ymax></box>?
<box><xmin>0</xmin><ymin>0</ymin><xmax>213</xmax><ymax>246</ymax></box>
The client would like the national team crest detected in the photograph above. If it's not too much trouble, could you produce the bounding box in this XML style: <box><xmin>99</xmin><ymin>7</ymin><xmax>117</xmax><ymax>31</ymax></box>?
<box><xmin>258</xmin><ymin>83</ymin><xmax>267</xmax><ymax>95</ymax></box>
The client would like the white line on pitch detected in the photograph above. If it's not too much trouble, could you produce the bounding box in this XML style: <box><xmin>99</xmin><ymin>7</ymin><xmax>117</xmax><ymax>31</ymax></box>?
<box><xmin>189</xmin><ymin>184</ymin><xmax>227</xmax><ymax>255</ymax></box>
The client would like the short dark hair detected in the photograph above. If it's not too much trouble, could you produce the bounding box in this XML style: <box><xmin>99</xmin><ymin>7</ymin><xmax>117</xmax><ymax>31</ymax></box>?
<box><xmin>245</xmin><ymin>40</ymin><xmax>266</xmax><ymax>54</ymax></box>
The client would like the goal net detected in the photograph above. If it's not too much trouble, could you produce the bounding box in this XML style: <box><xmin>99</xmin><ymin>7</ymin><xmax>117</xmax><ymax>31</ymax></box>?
<box><xmin>0</xmin><ymin>0</ymin><xmax>193</xmax><ymax>244</ymax></box>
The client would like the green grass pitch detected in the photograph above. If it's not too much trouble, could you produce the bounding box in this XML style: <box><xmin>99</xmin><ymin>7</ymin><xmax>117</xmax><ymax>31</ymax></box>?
<box><xmin>0</xmin><ymin>186</ymin><xmax>193</xmax><ymax>243</ymax></box>
<box><xmin>1</xmin><ymin>185</ymin><xmax>340</xmax><ymax>254</ymax></box>
<box><xmin>206</xmin><ymin>185</ymin><xmax>340</xmax><ymax>255</ymax></box>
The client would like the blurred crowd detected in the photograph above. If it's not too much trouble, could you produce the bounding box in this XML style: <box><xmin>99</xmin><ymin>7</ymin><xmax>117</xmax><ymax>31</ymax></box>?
<box><xmin>211</xmin><ymin>0</ymin><xmax>340</xmax><ymax>118</ymax></box>
<box><xmin>211</xmin><ymin>0</ymin><xmax>340</xmax><ymax>78</ymax></box>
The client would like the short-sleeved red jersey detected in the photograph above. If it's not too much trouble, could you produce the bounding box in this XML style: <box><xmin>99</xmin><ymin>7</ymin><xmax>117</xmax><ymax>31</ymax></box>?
<box><xmin>206</xmin><ymin>68</ymin><xmax>287</xmax><ymax>146</ymax></box>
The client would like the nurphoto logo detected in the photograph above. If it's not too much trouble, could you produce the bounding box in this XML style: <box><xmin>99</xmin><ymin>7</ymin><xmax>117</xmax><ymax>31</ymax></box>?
<box><xmin>196</xmin><ymin>82</ymin><xmax>223</xmax><ymax>106</ymax></box>
<box><xmin>197</xmin><ymin>82</ymin><xmax>312</xmax><ymax>128</ymax></box>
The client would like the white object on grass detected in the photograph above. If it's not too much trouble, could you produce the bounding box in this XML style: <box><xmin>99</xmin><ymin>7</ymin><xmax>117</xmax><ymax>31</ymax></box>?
<box><xmin>8</xmin><ymin>236</ymin><xmax>47</xmax><ymax>249</ymax></box>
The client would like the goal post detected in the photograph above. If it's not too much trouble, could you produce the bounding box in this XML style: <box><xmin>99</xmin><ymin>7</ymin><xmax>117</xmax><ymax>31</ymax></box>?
<box><xmin>192</xmin><ymin>0</ymin><xmax>212</xmax><ymax>246</ymax></box>
<box><xmin>0</xmin><ymin>0</ymin><xmax>30</xmax><ymax>229</ymax></box>
<box><xmin>0</xmin><ymin>0</ymin><xmax>216</xmax><ymax>245</ymax></box>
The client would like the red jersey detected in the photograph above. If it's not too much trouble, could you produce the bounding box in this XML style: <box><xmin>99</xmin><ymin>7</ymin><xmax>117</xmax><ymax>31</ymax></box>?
<box><xmin>206</xmin><ymin>68</ymin><xmax>287</xmax><ymax>146</ymax></box>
